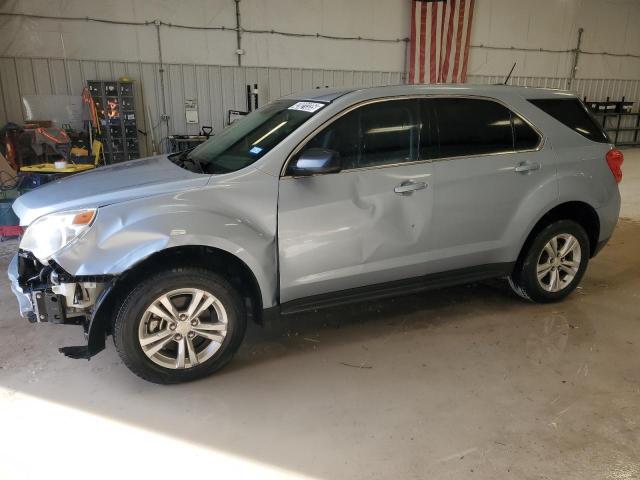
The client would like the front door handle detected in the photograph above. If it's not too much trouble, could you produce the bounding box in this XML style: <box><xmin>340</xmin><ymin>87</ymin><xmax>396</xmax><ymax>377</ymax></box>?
<box><xmin>515</xmin><ymin>162</ymin><xmax>541</xmax><ymax>173</ymax></box>
<box><xmin>394</xmin><ymin>180</ymin><xmax>428</xmax><ymax>196</ymax></box>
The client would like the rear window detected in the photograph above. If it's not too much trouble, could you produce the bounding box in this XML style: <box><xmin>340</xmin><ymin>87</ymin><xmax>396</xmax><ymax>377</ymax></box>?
<box><xmin>528</xmin><ymin>98</ymin><xmax>609</xmax><ymax>143</ymax></box>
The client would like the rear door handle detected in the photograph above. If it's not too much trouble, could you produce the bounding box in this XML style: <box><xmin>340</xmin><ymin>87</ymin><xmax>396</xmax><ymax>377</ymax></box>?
<box><xmin>515</xmin><ymin>162</ymin><xmax>541</xmax><ymax>173</ymax></box>
<box><xmin>394</xmin><ymin>180</ymin><xmax>428</xmax><ymax>195</ymax></box>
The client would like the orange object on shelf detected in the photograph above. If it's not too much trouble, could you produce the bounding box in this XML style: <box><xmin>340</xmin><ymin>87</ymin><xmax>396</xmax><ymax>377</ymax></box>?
<box><xmin>36</xmin><ymin>127</ymin><xmax>70</xmax><ymax>144</ymax></box>
<box><xmin>82</xmin><ymin>87</ymin><xmax>101</xmax><ymax>134</ymax></box>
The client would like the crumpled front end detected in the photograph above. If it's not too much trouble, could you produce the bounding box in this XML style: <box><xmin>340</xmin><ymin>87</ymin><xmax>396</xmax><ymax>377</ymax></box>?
<box><xmin>7</xmin><ymin>248</ymin><xmax>113</xmax><ymax>358</ymax></box>
<box><xmin>6</xmin><ymin>165</ymin><xmax>279</xmax><ymax>360</ymax></box>
<box><xmin>8</xmin><ymin>254</ymin><xmax>34</xmax><ymax>319</ymax></box>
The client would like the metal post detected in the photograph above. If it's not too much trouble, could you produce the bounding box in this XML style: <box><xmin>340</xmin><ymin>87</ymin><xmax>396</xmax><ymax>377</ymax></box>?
<box><xmin>235</xmin><ymin>0</ymin><xmax>242</xmax><ymax>66</ymax></box>
<box><xmin>567</xmin><ymin>27</ymin><xmax>583</xmax><ymax>91</ymax></box>
<box><xmin>155</xmin><ymin>20</ymin><xmax>169</xmax><ymax>126</ymax></box>
<box><xmin>402</xmin><ymin>39</ymin><xmax>408</xmax><ymax>84</ymax></box>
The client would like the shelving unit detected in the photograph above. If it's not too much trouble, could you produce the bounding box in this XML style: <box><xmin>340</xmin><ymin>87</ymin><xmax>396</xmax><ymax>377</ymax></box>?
<box><xmin>593</xmin><ymin>112</ymin><xmax>640</xmax><ymax>146</ymax></box>
<box><xmin>586</xmin><ymin>97</ymin><xmax>640</xmax><ymax>147</ymax></box>
<box><xmin>87</xmin><ymin>80</ymin><xmax>140</xmax><ymax>163</ymax></box>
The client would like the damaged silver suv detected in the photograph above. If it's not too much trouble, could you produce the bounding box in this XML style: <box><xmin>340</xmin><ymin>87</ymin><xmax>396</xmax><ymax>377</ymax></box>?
<box><xmin>8</xmin><ymin>84</ymin><xmax>622</xmax><ymax>383</ymax></box>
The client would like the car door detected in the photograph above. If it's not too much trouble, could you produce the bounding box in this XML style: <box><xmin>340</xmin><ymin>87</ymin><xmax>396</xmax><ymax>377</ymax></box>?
<box><xmin>277</xmin><ymin>98</ymin><xmax>436</xmax><ymax>304</ymax></box>
<box><xmin>423</xmin><ymin>96</ymin><xmax>548</xmax><ymax>271</ymax></box>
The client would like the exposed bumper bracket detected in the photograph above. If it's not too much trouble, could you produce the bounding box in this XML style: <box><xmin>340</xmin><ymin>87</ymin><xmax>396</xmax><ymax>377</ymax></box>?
<box><xmin>33</xmin><ymin>291</ymin><xmax>66</xmax><ymax>324</ymax></box>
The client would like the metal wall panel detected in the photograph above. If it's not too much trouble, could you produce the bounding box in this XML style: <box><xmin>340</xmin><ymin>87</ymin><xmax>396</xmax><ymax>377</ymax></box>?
<box><xmin>0</xmin><ymin>57</ymin><xmax>401</xmax><ymax>156</ymax></box>
<box><xmin>0</xmin><ymin>56</ymin><xmax>638</xmax><ymax>156</ymax></box>
<box><xmin>467</xmin><ymin>74</ymin><xmax>640</xmax><ymax>104</ymax></box>
<box><xmin>0</xmin><ymin>58</ymin><xmax>23</xmax><ymax>123</ymax></box>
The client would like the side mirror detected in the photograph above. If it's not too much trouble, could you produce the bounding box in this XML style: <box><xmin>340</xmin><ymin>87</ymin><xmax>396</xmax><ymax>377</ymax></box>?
<box><xmin>289</xmin><ymin>148</ymin><xmax>341</xmax><ymax>176</ymax></box>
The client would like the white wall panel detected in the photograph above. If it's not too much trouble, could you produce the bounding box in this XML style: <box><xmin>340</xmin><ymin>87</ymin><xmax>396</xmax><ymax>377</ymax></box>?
<box><xmin>0</xmin><ymin>58</ymin><xmax>23</xmax><ymax>122</ymax></box>
<box><xmin>2</xmin><ymin>0</ymin><xmax>640</xmax><ymax>80</ymax></box>
<box><xmin>0</xmin><ymin>0</ymin><xmax>407</xmax><ymax>71</ymax></box>
<box><xmin>470</xmin><ymin>0</ymin><xmax>640</xmax><ymax>79</ymax></box>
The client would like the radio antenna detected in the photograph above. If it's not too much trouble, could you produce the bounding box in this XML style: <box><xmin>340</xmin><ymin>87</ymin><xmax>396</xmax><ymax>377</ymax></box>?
<box><xmin>504</xmin><ymin>62</ymin><xmax>516</xmax><ymax>85</ymax></box>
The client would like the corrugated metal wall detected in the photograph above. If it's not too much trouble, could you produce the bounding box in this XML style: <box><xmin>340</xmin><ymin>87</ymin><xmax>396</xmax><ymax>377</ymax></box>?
<box><xmin>1</xmin><ymin>56</ymin><xmax>638</xmax><ymax>155</ymax></box>
<box><xmin>0</xmin><ymin>57</ymin><xmax>403</xmax><ymax>156</ymax></box>
<box><xmin>468</xmin><ymin>74</ymin><xmax>640</xmax><ymax>144</ymax></box>
<box><xmin>467</xmin><ymin>74</ymin><xmax>640</xmax><ymax>104</ymax></box>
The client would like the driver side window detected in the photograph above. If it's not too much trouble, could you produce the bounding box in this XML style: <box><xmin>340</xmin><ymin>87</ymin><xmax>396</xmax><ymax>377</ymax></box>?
<box><xmin>303</xmin><ymin>99</ymin><xmax>419</xmax><ymax>170</ymax></box>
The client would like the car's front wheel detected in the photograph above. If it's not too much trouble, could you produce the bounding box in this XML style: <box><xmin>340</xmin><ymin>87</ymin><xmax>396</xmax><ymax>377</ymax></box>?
<box><xmin>113</xmin><ymin>267</ymin><xmax>246</xmax><ymax>384</ymax></box>
<box><xmin>509</xmin><ymin>220</ymin><xmax>590</xmax><ymax>303</ymax></box>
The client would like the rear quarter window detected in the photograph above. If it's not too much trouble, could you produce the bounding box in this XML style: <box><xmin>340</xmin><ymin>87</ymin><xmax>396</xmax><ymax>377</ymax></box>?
<box><xmin>528</xmin><ymin>98</ymin><xmax>609</xmax><ymax>143</ymax></box>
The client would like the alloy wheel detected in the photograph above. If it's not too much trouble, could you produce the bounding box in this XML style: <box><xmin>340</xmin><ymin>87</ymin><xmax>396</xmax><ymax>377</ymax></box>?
<box><xmin>137</xmin><ymin>288</ymin><xmax>228</xmax><ymax>369</ymax></box>
<box><xmin>536</xmin><ymin>233</ymin><xmax>581</xmax><ymax>292</ymax></box>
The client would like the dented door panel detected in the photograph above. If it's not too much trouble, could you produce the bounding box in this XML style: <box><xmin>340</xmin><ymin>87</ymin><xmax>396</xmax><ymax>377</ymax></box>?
<box><xmin>278</xmin><ymin>163</ymin><xmax>434</xmax><ymax>303</ymax></box>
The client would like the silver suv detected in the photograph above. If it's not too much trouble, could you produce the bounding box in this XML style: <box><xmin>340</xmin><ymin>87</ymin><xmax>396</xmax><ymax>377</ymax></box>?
<box><xmin>8</xmin><ymin>84</ymin><xmax>623</xmax><ymax>383</ymax></box>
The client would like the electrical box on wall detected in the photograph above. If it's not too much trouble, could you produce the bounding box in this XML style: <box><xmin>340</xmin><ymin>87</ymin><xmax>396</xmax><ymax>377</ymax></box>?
<box><xmin>185</xmin><ymin>99</ymin><xmax>198</xmax><ymax>124</ymax></box>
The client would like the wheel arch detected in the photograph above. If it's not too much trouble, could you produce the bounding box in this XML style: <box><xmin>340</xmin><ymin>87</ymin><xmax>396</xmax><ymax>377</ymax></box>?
<box><xmin>87</xmin><ymin>245</ymin><xmax>267</xmax><ymax>352</ymax></box>
<box><xmin>516</xmin><ymin>201</ymin><xmax>600</xmax><ymax>268</ymax></box>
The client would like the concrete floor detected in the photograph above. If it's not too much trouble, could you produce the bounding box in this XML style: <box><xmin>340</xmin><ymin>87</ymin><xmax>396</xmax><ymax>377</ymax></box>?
<box><xmin>1</xmin><ymin>150</ymin><xmax>639</xmax><ymax>479</ymax></box>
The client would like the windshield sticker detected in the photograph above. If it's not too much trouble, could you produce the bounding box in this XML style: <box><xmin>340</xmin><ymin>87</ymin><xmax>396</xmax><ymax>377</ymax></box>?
<box><xmin>288</xmin><ymin>101</ymin><xmax>326</xmax><ymax>113</ymax></box>
<box><xmin>249</xmin><ymin>146</ymin><xmax>263</xmax><ymax>155</ymax></box>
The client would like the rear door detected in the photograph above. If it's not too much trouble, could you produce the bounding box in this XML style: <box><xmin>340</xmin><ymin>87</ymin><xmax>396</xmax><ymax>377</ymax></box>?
<box><xmin>423</xmin><ymin>97</ymin><xmax>549</xmax><ymax>271</ymax></box>
<box><xmin>278</xmin><ymin>98</ymin><xmax>436</xmax><ymax>303</ymax></box>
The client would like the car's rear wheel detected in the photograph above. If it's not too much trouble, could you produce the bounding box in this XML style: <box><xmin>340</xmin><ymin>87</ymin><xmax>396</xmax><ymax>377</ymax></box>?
<box><xmin>113</xmin><ymin>267</ymin><xmax>246</xmax><ymax>384</ymax></box>
<box><xmin>509</xmin><ymin>220</ymin><xmax>590</xmax><ymax>303</ymax></box>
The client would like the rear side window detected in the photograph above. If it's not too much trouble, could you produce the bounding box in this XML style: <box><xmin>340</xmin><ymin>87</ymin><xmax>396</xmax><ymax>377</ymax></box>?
<box><xmin>528</xmin><ymin>98</ymin><xmax>609</xmax><ymax>143</ymax></box>
<box><xmin>424</xmin><ymin>98</ymin><xmax>539</xmax><ymax>159</ymax></box>
<box><xmin>432</xmin><ymin>98</ymin><xmax>513</xmax><ymax>158</ymax></box>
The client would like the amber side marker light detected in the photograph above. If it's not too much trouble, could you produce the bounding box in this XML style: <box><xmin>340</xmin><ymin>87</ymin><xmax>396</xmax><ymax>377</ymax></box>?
<box><xmin>72</xmin><ymin>210</ymin><xmax>96</xmax><ymax>225</ymax></box>
<box><xmin>606</xmin><ymin>149</ymin><xmax>624</xmax><ymax>184</ymax></box>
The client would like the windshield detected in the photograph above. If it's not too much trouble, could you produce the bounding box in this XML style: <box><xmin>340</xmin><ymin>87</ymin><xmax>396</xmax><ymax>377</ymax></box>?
<box><xmin>171</xmin><ymin>99</ymin><xmax>326</xmax><ymax>174</ymax></box>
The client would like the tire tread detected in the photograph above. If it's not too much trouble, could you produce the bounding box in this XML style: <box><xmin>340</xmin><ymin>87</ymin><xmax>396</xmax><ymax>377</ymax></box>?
<box><xmin>508</xmin><ymin>220</ymin><xmax>589</xmax><ymax>304</ymax></box>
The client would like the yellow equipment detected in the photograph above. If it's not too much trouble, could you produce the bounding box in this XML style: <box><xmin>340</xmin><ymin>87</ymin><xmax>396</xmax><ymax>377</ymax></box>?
<box><xmin>20</xmin><ymin>140</ymin><xmax>104</xmax><ymax>174</ymax></box>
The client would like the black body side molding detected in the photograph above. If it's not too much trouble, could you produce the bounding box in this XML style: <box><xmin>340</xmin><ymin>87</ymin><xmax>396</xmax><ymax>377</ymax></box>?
<box><xmin>278</xmin><ymin>262</ymin><xmax>515</xmax><ymax>315</ymax></box>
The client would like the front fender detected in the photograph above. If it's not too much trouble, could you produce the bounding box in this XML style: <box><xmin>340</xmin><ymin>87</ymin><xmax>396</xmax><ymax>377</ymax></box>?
<box><xmin>52</xmin><ymin>172</ymin><xmax>279</xmax><ymax>308</ymax></box>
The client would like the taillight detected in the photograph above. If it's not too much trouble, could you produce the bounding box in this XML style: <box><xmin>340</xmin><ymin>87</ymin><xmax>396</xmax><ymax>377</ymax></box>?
<box><xmin>606</xmin><ymin>149</ymin><xmax>624</xmax><ymax>183</ymax></box>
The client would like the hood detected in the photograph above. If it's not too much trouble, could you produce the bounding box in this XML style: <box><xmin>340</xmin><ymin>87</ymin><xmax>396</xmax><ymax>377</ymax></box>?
<box><xmin>13</xmin><ymin>155</ymin><xmax>209</xmax><ymax>225</ymax></box>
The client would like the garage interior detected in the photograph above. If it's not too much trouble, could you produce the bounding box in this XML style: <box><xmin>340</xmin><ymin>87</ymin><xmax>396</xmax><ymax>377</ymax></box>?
<box><xmin>1</xmin><ymin>0</ymin><xmax>639</xmax><ymax>478</ymax></box>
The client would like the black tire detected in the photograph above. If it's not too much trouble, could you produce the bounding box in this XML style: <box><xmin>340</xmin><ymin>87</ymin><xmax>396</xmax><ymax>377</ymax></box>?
<box><xmin>509</xmin><ymin>220</ymin><xmax>590</xmax><ymax>303</ymax></box>
<box><xmin>113</xmin><ymin>267</ymin><xmax>246</xmax><ymax>384</ymax></box>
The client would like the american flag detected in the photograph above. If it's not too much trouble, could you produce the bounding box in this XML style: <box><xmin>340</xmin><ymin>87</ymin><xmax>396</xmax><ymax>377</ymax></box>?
<box><xmin>408</xmin><ymin>0</ymin><xmax>476</xmax><ymax>84</ymax></box>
